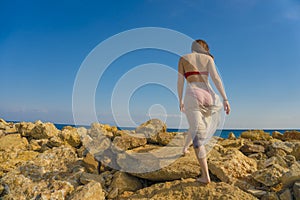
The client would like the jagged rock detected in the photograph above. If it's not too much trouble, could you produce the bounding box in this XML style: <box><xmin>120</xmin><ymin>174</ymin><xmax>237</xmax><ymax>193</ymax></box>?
<box><xmin>83</xmin><ymin>153</ymin><xmax>99</xmax><ymax>174</ymax></box>
<box><xmin>247</xmin><ymin>189</ymin><xmax>267</xmax><ymax>198</ymax></box>
<box><xmin>252</xmin><ymin>164</ymin><xmax>289</xmax><ymax>186</ymax></box>
<box><xmin>79</xmin><ymin>172</ymin><xmax>105</xmax><ymax>185</ymax></box>
<box><xmin>29</xmin><ymin>139</ymin><xmax>49</xmax><ymax>152</ymax></box>
<box><xmin>0</xmin><ymin>150</ymin><xmax>39</xmax><ymax>176</ymax></box>
<box><xmin>283</xmin><ymin>130</ymin><xmax>300</xmax><ymax>141</ymax></box>
<box><xmin>31</xmin><ymin>121</ymin><xmax>60</xmax><ymax>139</ymax></box>
<box><xmin>68</xmin><ymin>181</ymin><xmax>105</xmax><ymax>200</ymax></box>
<box><xmin>240</xmin><ymin>130</ymin><xmax>272</xmax><ymax>141</ymax></box>
<box><xmin>99</xmin><ymin>171</ymin><xmax>114</xmax><ymax>189</ymax></box>
<box><xmin>284</xmin><ymin>155</ymin><xmax>296</xmax><ymax>166</ymax></box>
<box><xmin>293</xmin><ymin>181</ymin><xmax>300</xmax><ymax>200</ymax></box>
<box><xmin>135</xmin><ymin>119</ymin><xmax>166</xmax><ymax>144</ymax></box>
<box><xmin>4</xmin><ymin>127</ymin><xmax>17</xmax><ymax>134</ymax></box>
<box><xmin>127</xmin><ymin>145</ymin><xmax>200</xmax><ymax>181</ymax></box>
<box><xmin>208</xmin><ymin>145</ymin><xmax>257</xmax><ymax>185</ymax></box>
<box><xmin>228</xmin><ymin>132</ymin><xmax>236</xmax><ymax>139</ymax></box>
<box><xmin>0</xmin><ymin>118</ymin><xmax>9</xmax><ymax>130</ymax></box>
<box><xmin>219</xmin><ymin>138</ymin><xmax>245</xmax><ymax>148</ymax></box>
<box><xmin>0</xmin><ymin>146</ymin><xmax>79</xmax><ymax>199</ymax></box>
<box><xmin>108</xmin><ymin>171</ymin><xmax>143</xmax><ymax>198</ymax></box>
<box><xmin>118</xmin><ymin>178</ymin><xmax>257</xmax><ymax>200</ymax></box>
<box><xmin>240</xmin><ymin>143</ymin><xmax>265</xmax><ymax>155</ymax></box>
<box><xmin>248</xmin><ymin>152</ymin><xmax>268</xmax><ymax>162</ymax></box>
<box><xmin>271</xmin><ymin>142</ymin><xmax>294</xmax><ymax>154</ymax></box>
<box><xmin>112</xmin><ymin>131</ymin><xmax>147</xmax><ymax>151</ymax></box>
<box><xmin>60</xmin><ymin>126</ymin><xmax>81</xmax><ymax>147</ymax></box>
<box><xmin>261</xmin><ymin>192</ymin><xmax>279</xmax><ymax>200</ymax></box>
<box><xmin>90</xmin><ymin>122</ymin><xmax>114</xmax><ymax>139</ymax></box>
<box><xmin>292</xmin><ymin>142</ymin><xmax>300</xmax><ymax>160</ymax></box>
<box><xmin>0</xmin><ymin>130</ymin><xmax>4</xmax><ymax>138</ymax></box>
<box><xmin>28</xmin><ymin>146</ymin><xmax>78</xmax><ymax>173</ymax></box>
<box><xmin>272</xmin><ymin>131</ymin><xmax>284</xmax><ymax>140</ymax></box>
<box><xmin>264</xmin><ymin>156</ymin><xmax>288</xmax><ymax>168</ymax></box>
<box><xmin>15</xmin><ymin>121</ymin><xmax>36</xmax><ymax>137</ymax></box>
<box><xmin>157</xmin><ymin>131</ymin><xmax>176</xmax><ymax>145</ymax></box>
<box><xmin>0</xmin><ymin>134</ymin><xmax>28</xmax><ymax>151</ymax></box>
<box><xmin>48</xmin><ymin>135</ymin><xmax>65</xmax><ymax>147</ymax></box>
<box><xmin>279</xmin><ymin>188</ymin><xmax>293</xmax><ymax>200</ymax></box>
<box><xmin>40</xmin><ymin>180</ymin><xmax>75</xmax><ymax>199</ymax></box>
<box><xmin>0</xmin><ymin>176</ymin><xmax>74</xmax><ymax>200</ymax></box>
<box><xmin>281</xmin><ymin>162</ymin><xmax>300</xmax><ymax>188</ymax></box>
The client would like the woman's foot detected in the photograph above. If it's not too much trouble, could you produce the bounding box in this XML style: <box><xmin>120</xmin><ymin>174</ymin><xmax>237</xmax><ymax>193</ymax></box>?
<box><xmin>182</xmin><ymin>148</ymin><xmax>190</xmax><ymax>155</ymax></box>
<box><xmin>196</xmin><ymin>176</ymin><xmax>211</xmax><ymax>184</ymax></box>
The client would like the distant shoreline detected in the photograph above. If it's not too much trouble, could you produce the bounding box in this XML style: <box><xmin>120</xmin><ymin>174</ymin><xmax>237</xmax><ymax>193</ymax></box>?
<box><xmin>6</xmin><ymin>120</ymin><xmax>300</xmax><ymax>139</ymax></box>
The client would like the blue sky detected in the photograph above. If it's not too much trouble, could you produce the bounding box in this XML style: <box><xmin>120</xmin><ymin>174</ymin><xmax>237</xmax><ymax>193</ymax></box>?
<box><xmin>1</xmin><ymin>0</ymin><xmax>300</xmax><ymax>129</ymax></box>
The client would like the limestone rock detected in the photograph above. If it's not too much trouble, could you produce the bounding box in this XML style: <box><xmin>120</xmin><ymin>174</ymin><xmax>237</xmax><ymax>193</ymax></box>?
<box><xmin>281</xmin><ymin>162</ymin><xmax>300</xmax><ymax>188</ymax></box>
<box><xmin>292</xmin><ymin>142</ymin><xmax>300</xmax><ymax>160</ymax></box>
<box><xmin>0</xmin><ymin>134</ymin><xmax>28</xmax><ymax>151</ymax></box>
<box><xmin>4</xmin><ymin>127</ymin><xmax>17</xmax><ymax>134</ymax></box>
<box><xmin>248</xmin><ymin>152</ymin><xmax>268</xmax><ymax>162</ymax></box>
<box><xmin>119</xmin><ymin>178</ymin><xmax>258</xmax><ymax>200</ymax></box>
<box><xmin>283</xmin><ymin>130</ymin><xmax>300</xmax><ymax>141</ymax></box>
<box><xmin>68</xmin><ymin>181</ymin><xmax>105</xmax><ymax>200</ymax></box>
<box><xmin>157</xmin><ymin>131</ymin><xmax>176</xmax><ymax>145</ymax></box>
<box><xmin>247</xmin><ymin>189</ymin><xmax>267</xmax><ymax>198</ymax></box>
<box><xmin>228</xmin><ymin>132</ymin><xmax>236</xmax><ymax>139</ymax></box>
<box><xmin>252</xmin><ymin>164</ymin><xmax>289</xmax><ymax>186</ymax></box>
<box><xmin>60</xmin><ymin>126</ymin><xmax>82</xmax><ymax>147</ymax></box>
<box><xmin>29</xmin><ymin>146</ymin><xmax>78</xmax><ymax>173</ymax></box>
<box><xmin>15</xmin><ymin>121</ymin><xmax>36</xmax><ymax>137</ymax></box>
<box><xmin>29</xmin><ymin>139</ymin><xmax>49</xmax><ymax>152</ymax></box>
<box><xmin>79</xmin><ymin>172</ymin><xmax>105</xmax><ymax>185</ymax></box>
<box><xmin>90</xmin><ymin>122</ymin><xmax>114</xmax><ymax>139</ymax></box>
<box><xmin>1</xmin><ymin>176</ymin><xmax>74</xmax><ymax>200</ymax></box>
<box><xmin>40</xmin><ymin>180</ymin><xmax>74</xmax><ymax>200</ymax></box>
<box><xmin>112</xmin><ymin>132</ymin><xmax>147</xmax><ymax>151</ymax></box>
<box><xmin>270</xmin><ymin>142</ymin><xmax>294</xmax><ymax>154</ymax></box>
<box><xmin>31</xmin><ymin>121</ymin><xmax>59</xmax><ymax>139</ymax></box>
<box><xmin>240</xmin><ymin>130</ymin><xmax>272</xmax><ymax>141</ymax></box>
<box><xmin>293</xmin><ymin>181</ymin><xmax>300</xmax><ymax>200</ymax></box>
<box><xmin>219</xmin><ymin>138</ymin><xmax>245</xmax><ymax>148</ymax></box>
<box><xmin>0</xmin><ymin>150</ymin><xmax>39</xmax><ymax>176</ymax></box>
<box><xmin>261</xmin><ymin>192</ymin><xmax>279</xmax><ymax>200</ymax></box>
<box><xmin>83</xmin><ymin>153</ymin><xmax>99</xmax><ymax>174</ymax></box>
<box><xmin>108</xmin><ymin>171</ymin><xmax>143</xmax><ymax>197</ymax></box>
<box><xmin>127</xmin><ymin>145</ymin><xmax>200</xmax><ymax>181</ymax></box>
<box><xmin>208</xmin><ymin>145</ymin><xmax>257</xmax><ymax>184</ymax></box>
<box><xmin>240</xmin><ymin>143</ymin><xmax>265</xmax><ymax>155</ymax></box>
<box><xmin>48</xmin><ymin>135</ymin><xmax>65</xmax><ymax>147</ymax></box>
<box><xmin>264</xmin><ymin>156</ymin><xmax>288</xmax><ymax>168</ymax></box>
<box><xmin>0</xmin><ymin>130</ymin><xmax>4</xmax><ymax>138</ymax></box>
<box><xmin>279</xmin><ymin>188</ymin><xmax>293</xmax><ymax>200</ymax></box>
<box><xmin>0</xmin><ymin>118</ymin><xmax>9</xmax><ymax>130</ymax></box>
<box><xmin>272</xmin><ymin>131</ymin><xmax>284</xmax><ymax>140</ymax></box>
<box><xmin>135</xmin><ymin>119</ymin><xmax>166</xmax><ymax>144</ymax></box>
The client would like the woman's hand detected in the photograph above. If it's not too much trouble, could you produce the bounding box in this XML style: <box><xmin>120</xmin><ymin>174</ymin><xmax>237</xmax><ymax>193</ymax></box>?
<box><xmin>223</xmin><ymin>100</ymin><xmax>231</xmax><ymax>115</ymax></box>
<box><xmin>179</xmin><ymin>101</ymin><xmax>185</xmax><ymax>112</ymax></box>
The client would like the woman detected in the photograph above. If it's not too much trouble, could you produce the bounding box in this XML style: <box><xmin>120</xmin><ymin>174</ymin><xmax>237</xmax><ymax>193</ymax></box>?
<box><xmin>177</xmin><ymin>39</ymin><xmax>231</xmax><ymax>184</ymax></box>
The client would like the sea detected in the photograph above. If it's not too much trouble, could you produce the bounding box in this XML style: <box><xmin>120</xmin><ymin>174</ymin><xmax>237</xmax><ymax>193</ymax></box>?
<box><xmin>53</xmin><ymin>123</ymin><xmax>300</xmax><ymax>139</ymax></box>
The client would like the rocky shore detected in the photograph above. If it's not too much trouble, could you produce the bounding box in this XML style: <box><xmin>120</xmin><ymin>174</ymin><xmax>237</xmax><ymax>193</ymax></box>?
<box><xmin>0</xmin><ymin>118</ymin><xmax>299</xmax><ymax>200</ymax></box>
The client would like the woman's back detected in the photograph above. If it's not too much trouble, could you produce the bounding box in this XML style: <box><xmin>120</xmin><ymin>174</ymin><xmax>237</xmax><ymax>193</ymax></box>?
<box><xmin>181</xmin><ymin>52</ymin><xmax>213</xmax><ymax>83</ymax></box>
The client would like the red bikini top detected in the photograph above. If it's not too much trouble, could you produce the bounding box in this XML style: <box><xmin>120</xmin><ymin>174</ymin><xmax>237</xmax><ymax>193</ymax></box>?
<box><xmin>184</xmin><ymin>71</ymin><xmax>208</xmax><ymax>79</ymax></box>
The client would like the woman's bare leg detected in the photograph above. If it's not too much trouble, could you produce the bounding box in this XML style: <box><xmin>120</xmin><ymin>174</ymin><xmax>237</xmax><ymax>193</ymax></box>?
<box><xmin>183</xmin><ymin>132</ymin><xmax>192</xmax><ymax>154</ymax></box>
<box><xmin>194</xmin><ymin>145</ymin><xmax>211</xmax><ymax>183</ymax></box>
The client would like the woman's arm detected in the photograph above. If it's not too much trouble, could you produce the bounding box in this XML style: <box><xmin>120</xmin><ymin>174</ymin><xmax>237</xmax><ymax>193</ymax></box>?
<box><xmin>208</xmin><ymin>57</ymin><xmax>231</xmax><ymax>114</ymax></box>
<box><xmin>207</xmin><ymin>57</ymin><xmax>228</xmax><ymax>100</ymax></box>
<box><xmin>177</xmin><ymin>57</ymin><xmax>185</xmax><ymax>112</ymax></box>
